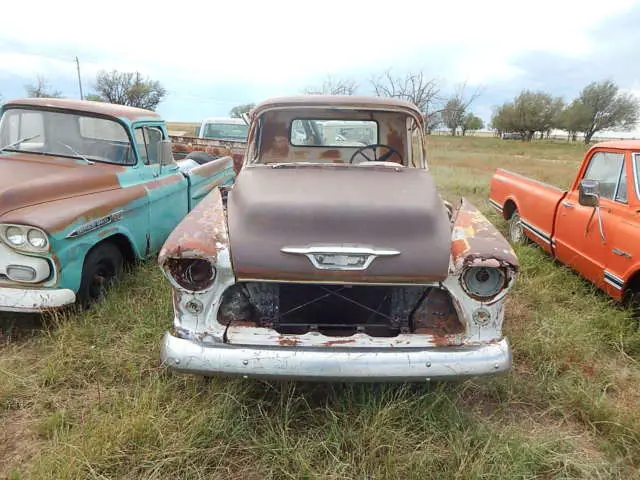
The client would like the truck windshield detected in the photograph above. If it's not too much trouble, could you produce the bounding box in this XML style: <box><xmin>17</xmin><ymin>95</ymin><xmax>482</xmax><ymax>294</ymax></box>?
<box><xmin>202</xmin><ymin>122</ymin><xmax>248</xmax><ymax>141</ymax></box>
<box><xmin>0</xmin><ymin>108</ymin><xmax>135</xmax><ymax>165</ymax></box>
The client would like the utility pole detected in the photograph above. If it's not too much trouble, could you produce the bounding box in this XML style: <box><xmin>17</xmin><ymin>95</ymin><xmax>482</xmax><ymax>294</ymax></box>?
<box><xmin>75</xmin><ymin>56</ymin><xmax>84</xmax><ymax>100</ymax></box>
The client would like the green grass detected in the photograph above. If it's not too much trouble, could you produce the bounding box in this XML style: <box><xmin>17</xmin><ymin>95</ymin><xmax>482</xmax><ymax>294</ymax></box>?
<box><xmin>2</xmin><ymin>136</ymin><xmax>640</xmax><ymax>479</ymax></box>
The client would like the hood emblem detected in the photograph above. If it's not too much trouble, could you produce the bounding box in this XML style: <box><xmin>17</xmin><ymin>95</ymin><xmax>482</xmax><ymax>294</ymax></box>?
<box><xmin>281</xmin><ymin>245</ymin><xmax>400</xmax><ymax>271</ymax></box>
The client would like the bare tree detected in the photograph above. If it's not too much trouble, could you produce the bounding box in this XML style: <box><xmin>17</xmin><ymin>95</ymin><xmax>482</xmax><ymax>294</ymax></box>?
<box><xmin>90</xmin><ymin>70</ymin><xmax>167</xmax><ymax>110</ymax></box>
<box><xmin>25</xmin><ymin>75</ymin><xmax>63</xmax><ymax>98</ymax></box>
<box><xmin>370</xmin><ymin>68</ymin><xmax>441</xmax><ymax>112</ymax></box>
<box><xmin>441</xmin><ymin>82</ymin><xmax>483</xmax><ymax>136</ymax></box>
<box><xmin>303</xmin><ymin>74</ymin><xmax>358</xmax><ymax>95</ymax></box>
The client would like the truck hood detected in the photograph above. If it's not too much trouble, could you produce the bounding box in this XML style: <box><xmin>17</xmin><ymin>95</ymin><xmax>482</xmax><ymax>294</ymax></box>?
<box><xmin>0</xmin><ymin>152</ymin><xmax>123</xmax><ymax>217</ymax></box>
<box><xmin>226</xmin><ymin>165</ymin><xmax>452</xmax><ymax>283</ymax></box>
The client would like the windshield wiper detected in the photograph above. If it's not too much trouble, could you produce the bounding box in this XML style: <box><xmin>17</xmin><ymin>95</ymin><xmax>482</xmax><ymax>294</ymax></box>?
<box><xmin>57</xmin><ymin>141</ymin><xmax>95</xmax><ymax>165</ymax></box>
<box><xmin>0</xmin><ymin>134</ymin><xmax>41</xmax><ymax>153</ymax></box>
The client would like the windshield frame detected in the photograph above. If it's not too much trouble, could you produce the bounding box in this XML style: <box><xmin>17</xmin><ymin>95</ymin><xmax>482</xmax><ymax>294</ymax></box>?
<box><xmin>0</xmin><ymin>105</ymin><xmax>138</xmax><ymax>166</ymax></box>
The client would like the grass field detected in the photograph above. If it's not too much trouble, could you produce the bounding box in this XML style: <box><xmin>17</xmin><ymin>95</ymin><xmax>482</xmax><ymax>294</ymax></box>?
<box><xmin>2</xmin><ymin>136</ymin><xmax>640</xmax><ymax>479</ymax></box>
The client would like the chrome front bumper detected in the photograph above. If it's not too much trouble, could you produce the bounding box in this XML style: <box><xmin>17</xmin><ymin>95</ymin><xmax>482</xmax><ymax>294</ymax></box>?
<box><xmin>160</xmin><ymin>332</ymin><xmax>512</xmax><ymax>382</ymax></box>
<box><xmin>0</xmin><ymin>286</ymin><xmax>76</xmax><ymax>312</ymax></box>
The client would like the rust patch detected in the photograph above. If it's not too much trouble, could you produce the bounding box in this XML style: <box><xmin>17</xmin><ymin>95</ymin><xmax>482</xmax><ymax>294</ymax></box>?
<box><xmin>450</xmin><ymin>198</ymin><xmax>519</xmax><ymax>272</ymax></box>
<box><xmin>3</xmin><ymin>183</ymin><xmax>147</xmax><ymax>234</ymax></box>
<box><xmin>158</xmin><ymin>188</ymin><xmax>229</xmax><ymax>266</ymax></box>
<box><xmin>279</xmin><ymin>337</ymin><xmax>300</xmax><ymax>346</ymax></box>
<box><xmin>323</xmin><ymin>339</ymin><xmax>356</xmax><ymax>346</ymax></box>
<box><xmin>385</xmin><ymin>125</ymin><xmax>404</xmax><ymax>160</ymax></box>
<box><xmin>260</xmin><ymin>116</ymin><xmax>290</xmax><ymax>161</ymax></box>
<box><xmin>0</xmin><ymin>153</ymin><xmax>128</xmax><ymax>222</ymax></box>
<box><xmin>413</xmin><ymin>288</ymin><xmax>465</xmax><ymax>336</ymax></box>
<box><xmin>320</xmin><ymin>149</ymin><xmax>341</xmax><ymax>159</ymax></box>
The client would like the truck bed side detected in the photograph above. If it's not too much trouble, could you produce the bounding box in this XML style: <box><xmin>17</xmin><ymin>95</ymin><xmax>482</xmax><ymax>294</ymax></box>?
<box><xmin>170</xmin><ymin>134</ymin><xmax>246</xmax><ymax>173</ymax></box>
<box><xmin>489</xmin><ymin>168</ymin><xmax>567</xmax><ymax>252</ymax></box>
<box><xmin>177</xmin><ymin>155</ymin><xmax>236</xmax><ymax>211</ymax></box>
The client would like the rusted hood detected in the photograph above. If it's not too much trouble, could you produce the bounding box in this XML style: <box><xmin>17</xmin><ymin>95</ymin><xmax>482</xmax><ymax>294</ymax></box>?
<box><xmin>227</xmin><ymin>165</ymin><xmax>452</xmax><ymax>283</ymax></box>
<box><xmin>0</xmin><ymin>153</ymin><xmax>122</xmax><ymax>217</ymax></box>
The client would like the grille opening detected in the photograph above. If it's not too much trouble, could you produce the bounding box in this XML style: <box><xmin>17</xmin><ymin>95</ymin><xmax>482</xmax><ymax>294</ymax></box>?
<box><xmin>218</xmin><ymin>282</ymin><xmax>465</xmax><ymax>338</ymax></box>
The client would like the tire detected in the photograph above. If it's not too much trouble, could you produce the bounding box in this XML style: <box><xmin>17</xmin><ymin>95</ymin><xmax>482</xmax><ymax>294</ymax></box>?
<box><xmin>508</xmin><ymin>210</ymin><xmax>530</xmax><ymax>245</ymax></box>
<box><xmin>77</xmin><ymin>242</ymin><xmax>124</xmax><ymax>309</ymax></box>
<box><xmin>623</xmin><ymin>290</ymin><xmax>640</xmax><ymax>321</ymax></box>
<box><xmin>185</xmin><ymin>151</ymin><xmax>216</xmax><ymax>165</ymax></box>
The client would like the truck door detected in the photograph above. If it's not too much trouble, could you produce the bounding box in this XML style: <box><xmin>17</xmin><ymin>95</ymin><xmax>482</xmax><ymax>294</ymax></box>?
<box><xmin>596</xmin><ymin>151</ymin><xmax>640</xmax><ymax>299</ymax></box>
<box><xmin>553</xmin><ymin>150</ymin><xmax>627</xmax><ymax>289</ymax></box>
<box><xmin>133</xmin><ymin>124</ymin><xmax>189</xmax><ymax>254</ymax></box>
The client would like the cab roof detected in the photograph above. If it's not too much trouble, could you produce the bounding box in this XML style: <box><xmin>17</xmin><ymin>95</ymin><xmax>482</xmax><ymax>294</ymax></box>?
<box><xmin>251</xmin><ymin>95</ymin><xmax>425</xmax><ymax>125</ymax></box>
<box><xmin>590</xmin><ymin>140</ymin><xmax>640</xmax><ymax>151</ymax></box>
<box><xmin>2</xmin><ymin>97</ymin><xmax>161</xmax><ymax>122</ymax></box>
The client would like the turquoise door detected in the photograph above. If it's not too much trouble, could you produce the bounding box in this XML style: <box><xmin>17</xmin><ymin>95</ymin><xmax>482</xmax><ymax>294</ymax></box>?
<box><xmin>133</xmin><ymin>124</ymin><xmax>189</xmax><ymax>254</ymax></box>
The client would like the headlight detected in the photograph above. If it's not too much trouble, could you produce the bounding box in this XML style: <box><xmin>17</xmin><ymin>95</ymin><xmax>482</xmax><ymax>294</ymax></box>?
<box><xmin>27</xmin><ymin>229</ymin><xmax>48</xmax><ymax>249</ymax></box>
<box><xmin>0</xmin><ymin>224</ymin><xmax>50</xmax><ymax>252</ymax></box>
<box><xmin>5</xmin><ymin>226</ymin><xmax>25</xmax><ymax>246</ymax></box>
<box><xmin>461</xmin><ymin>266</ymin><xmax>506</xmax><ymax>299</ymax></box>
<box><xmin>163</xmin><ymin>257</ymin><xmax>217</xmax><ymax>291</ymax></box>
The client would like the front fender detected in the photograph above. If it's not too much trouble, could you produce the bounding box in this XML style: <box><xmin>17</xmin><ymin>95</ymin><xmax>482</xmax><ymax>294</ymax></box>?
<box><xmin>158</xmin><ymin>187</ymin><xmax>230</xmax><ymax>267</ymax></box>
<box><xmin>450</xmin><ymin>198</ymin><xmax>519</xmax><ymax>273</ymax></box>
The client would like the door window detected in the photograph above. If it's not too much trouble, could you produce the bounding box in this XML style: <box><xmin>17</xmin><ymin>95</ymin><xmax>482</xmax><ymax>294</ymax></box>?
<box><xmin>134</xmin><ymin>126</ymin><xmax>164</xmax><ymax>165</ymax></box>
<box><xmin>583</xmin><ymin>151</ymin><xmax>626</xmax><ymax>202</ymax></box>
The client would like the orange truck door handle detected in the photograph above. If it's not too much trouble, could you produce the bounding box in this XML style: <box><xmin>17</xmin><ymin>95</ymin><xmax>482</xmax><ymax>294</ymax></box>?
<box><xmin>562</xmin><ymin>201</ymin><xmax>574</xmax><ymax>208</ymax></box>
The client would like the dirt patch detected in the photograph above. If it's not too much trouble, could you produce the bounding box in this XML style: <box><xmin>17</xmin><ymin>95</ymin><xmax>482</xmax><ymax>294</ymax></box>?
<box><xmin>0</xmin><ymin>409</ymin><xmax>42</xmax><ymax>477</ymax></box>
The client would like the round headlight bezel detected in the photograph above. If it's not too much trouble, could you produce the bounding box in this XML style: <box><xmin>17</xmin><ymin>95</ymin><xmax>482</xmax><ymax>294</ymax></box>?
<box><xmin>162</xmin><ymin>257</ymin><xmax>217</xmax><ymax>292</ymax></box>
<box><xmin>27</xmin><ymin>228</ymin><xmax>48</xmax><ymax>249</ymax></box>
<box><xmin>0</xmin><ymin>224</ymin><xmax>50</xmax><ymax>252</ymax></box>
<box><xmin>460</xmin><ymin>266</ymin><xmax>507</xmax><ymax>300</ymax></box>
<box><xmin>5</xmin><ymin>226</ymin><xmax>26</xmax><ymax>246</ymax></box>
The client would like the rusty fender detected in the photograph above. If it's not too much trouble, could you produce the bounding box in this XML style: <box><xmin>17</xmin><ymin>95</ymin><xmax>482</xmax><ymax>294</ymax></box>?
<box><xmin>450</xmin><ymin>198</ymin><xmax>519</xmax><ymax>274</ymax></box>
<box><xmin>158</xmin><ymin>187</ymin><xmax>230</xmax><ymax>268</ymax></box>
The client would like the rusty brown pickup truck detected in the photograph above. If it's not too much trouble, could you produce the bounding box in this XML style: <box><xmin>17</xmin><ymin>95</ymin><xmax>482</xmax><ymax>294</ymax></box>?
<box><xmin>157</xmin><ymin>95</ymin><xmax>519</xmax><ymax>382</ymax></box>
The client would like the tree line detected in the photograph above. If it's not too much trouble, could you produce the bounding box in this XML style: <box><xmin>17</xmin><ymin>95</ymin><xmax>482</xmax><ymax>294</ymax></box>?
<box><xmin>9</xmin><ymin>68</ymin><xmax>640</xmax><ymax>144</ymax></box>
<box><xmin>490</xmin><ymin>80</ymin><xmax>639</xmax><ymax>143</ymax></box>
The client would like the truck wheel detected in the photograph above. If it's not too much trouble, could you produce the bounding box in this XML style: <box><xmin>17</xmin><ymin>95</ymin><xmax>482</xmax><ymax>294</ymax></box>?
<box><xmin>508</xmin><ymin>210</ymin><xmax>529</xmax><ymax>245</ymax></box>
<box><xmin>77</xmin><ymin>242</ymin><xmax>124</xmax><ymax>309</ymax></box>
<box><xmin>623</xmin><ymin>290</ymin><xmax>640</xmax><ymax>321</ymax></box>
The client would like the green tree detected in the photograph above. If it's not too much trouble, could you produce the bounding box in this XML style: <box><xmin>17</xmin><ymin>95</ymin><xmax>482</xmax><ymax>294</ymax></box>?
<box><xmin>461</xmin><ymin>113</ymin><xmax>484</xmax><ymax>136</ymax></box>
<box><xmin>557</xmin><ymin>100</ymin><xmax>590</xmax><ymax>141</ymax></box>
<box><xmin>90</xmin><ymin>70</ymin><xmax>167</xmax><ymax>111</ymax></box>
<box><xmin>229</xmin><ymin>103</ymin><xmax>255</xmax><ymax>118</ymax></box>
<box><xmin>25</xmin><ymin>75</ymin><xmax>63</xmax><ymax>98</ymax></box>
<box><xmin>571</xmin><ymin>80</ymin><xmax>639</xmax><ymax>144</ymax></box>
<box><xmin>442</xmin><ymin>98</ymin><xmax>465</xmax><ymax>135</ymax></box>
<box><xmin>491</xmin><ymin>90</ymin><xmax>563</xmax><ymax>141</ymax></box>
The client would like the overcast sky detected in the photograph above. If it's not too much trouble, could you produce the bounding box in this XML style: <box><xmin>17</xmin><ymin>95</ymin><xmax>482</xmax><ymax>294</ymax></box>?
<box><xmin>1</xmin><ymin>0</ymin><xmax>639</xmax><ymax>134</ymax></box>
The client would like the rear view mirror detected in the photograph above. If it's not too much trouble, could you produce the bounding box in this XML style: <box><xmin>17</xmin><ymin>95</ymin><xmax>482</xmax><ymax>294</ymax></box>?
<box><xmin>158</xmin><ymin>139</ymin><xmax>175</xmax><ymax>167</ymax></box>
<box><xmin>579</xmin><ymin>179</ymin><xmax>600</xmax><ymax>207</ymax></box>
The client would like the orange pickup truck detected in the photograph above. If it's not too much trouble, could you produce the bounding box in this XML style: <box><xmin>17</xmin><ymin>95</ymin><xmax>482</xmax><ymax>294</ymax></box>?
<box><xmin>489</xmin><ymin>140</ymin><xmax>640</xmax><ymax>310</ymax></box>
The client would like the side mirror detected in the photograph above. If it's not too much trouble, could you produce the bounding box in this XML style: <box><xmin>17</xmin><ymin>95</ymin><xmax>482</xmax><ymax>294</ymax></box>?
<box><xmin>578</xmin><ymin>178</ymin><xmax>600</xmax><ymax>207</ymax></box>
<box><xmin>158</xmin><ymin>139</ymin><xmax>175</xmax><ymax>167</ymax></box>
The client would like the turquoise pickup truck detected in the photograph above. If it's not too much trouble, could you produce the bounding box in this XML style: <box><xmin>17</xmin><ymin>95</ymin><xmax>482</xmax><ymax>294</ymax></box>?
<box><xmin>0</xmin><ymin>97</ymin><xmax>236</xmax><ymax>312</ymax></box>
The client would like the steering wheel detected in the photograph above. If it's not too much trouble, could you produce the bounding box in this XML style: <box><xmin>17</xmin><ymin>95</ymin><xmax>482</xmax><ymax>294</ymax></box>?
<box><xmin>349</xmin><ymin>143</ymin><xmax>403</xmax><ymax>164</ymax></box>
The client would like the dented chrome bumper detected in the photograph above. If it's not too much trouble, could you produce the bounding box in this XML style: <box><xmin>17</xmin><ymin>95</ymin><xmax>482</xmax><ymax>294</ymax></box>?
<box><xmin>0</xmin><ymin>286</ymin><xmax>76</xmax><ymax>312</ymax></box>
<box><xmin>160</xmin><ymin>332</ymin><xmax>512</xmax><ymax>382</ymax></box>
